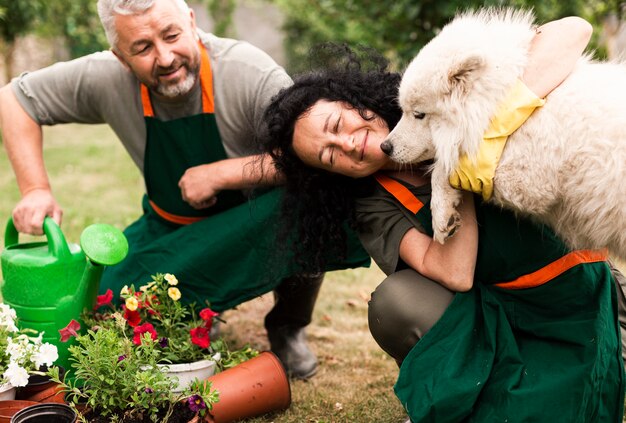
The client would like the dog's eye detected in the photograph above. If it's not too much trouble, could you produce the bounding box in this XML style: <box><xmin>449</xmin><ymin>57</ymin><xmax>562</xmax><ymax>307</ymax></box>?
<box><xmin>413</xmin><ymin>112</ymin><xmax>425</xmax><ymax>120</ymax></box>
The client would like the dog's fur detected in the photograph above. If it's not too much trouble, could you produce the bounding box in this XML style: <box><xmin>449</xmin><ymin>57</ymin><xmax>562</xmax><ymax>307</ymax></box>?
<box><xmin>384</xmin><ymin>8</ymin><xmax>626</xmax><ymax>260</ymax></box>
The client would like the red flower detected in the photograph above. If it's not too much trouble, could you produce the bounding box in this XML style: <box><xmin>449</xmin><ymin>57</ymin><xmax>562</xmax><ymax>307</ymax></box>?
<box><xmin>190</xmin><ymin>327</ymin><xmax>210</xmax><ymax>349</ymax></box>
<box><xmin>94</xmin><ymin>289</ymin><xmax>114</xmax><ymax>309</ymax></box>
<box><xmin>133</xmin><ymin>323</ymin><xmax>158</xmax><ymax>345</ymax></box>
<box><xmin>124</xmin><ymin>308</ymin><xmax>141</xmax><ymax>327</ymax></box>
<box><xmin>199</xmin><ymin>308</ymin><xmax>219</xmax><ymax>331</ymax></box>
<box><xmin>59</xmin><ymin>319</ymin><xmax>81</xmax><ymax>342</ymax></box>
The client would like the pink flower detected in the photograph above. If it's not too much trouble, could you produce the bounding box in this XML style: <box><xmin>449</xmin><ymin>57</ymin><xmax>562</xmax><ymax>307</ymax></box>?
<box><xmin>133</xmin><ymin>323</ymin><xmax>158</xmax><ymax>345</ymax></box>
<box><xmin>94</xmin><ymin>289</ymin><xmax>114</xmax><ymax>309</ymax></box>
<box><xmin>124</xmin><ymin>308</ymin><xmax>141</xmax><ymax>327</ymax></box>
<box><xmin>190</xmin><ymin>327</ymin><xmax>210</xmax><ymax>349</ymax></box>
<box><xmin>59</xmin><ymin>319</ymin><xmax>81</xmax><ymax>342</ymax></box>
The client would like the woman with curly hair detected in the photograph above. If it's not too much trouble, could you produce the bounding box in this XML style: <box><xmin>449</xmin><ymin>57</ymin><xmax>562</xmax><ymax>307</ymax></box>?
<box><xmin>259</xmin><ymin>18</ymin><xmax>626</xmax><ymax>423</ymax></box>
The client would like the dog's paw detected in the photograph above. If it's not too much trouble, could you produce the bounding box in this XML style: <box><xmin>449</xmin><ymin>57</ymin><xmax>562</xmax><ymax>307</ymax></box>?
<box><xmin>433</xmin><ymin>210</ymin><xmax>461</xmax><ymax>244</ymax></box>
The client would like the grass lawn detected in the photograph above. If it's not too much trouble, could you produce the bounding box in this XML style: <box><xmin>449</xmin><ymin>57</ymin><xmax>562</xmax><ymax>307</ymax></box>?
<box><xmin>1</xmin><ymin>124</ymin><xmax>624</xmax><ymax>422</ymax></box>
<box><xmin>0</xmin><ymin>124</ymin><xmax>407</xmax><ymax>423</ymax></box>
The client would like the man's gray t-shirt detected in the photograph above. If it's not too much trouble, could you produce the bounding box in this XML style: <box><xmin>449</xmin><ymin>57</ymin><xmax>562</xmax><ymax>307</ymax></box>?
<box><xmin>11</xmin><ymin>30</ymin><xmax>292</xmax><ymax>174</ymax></box>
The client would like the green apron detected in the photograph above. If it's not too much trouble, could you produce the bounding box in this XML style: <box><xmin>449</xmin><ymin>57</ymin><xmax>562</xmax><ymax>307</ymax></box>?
<box><xmin>375</xmin><ymin>175</ymin><xmax>624</xmax><ymax>422</ymax></box>
<box><xmin>99</xmin><ymin>44</ymin><xmax>369</xmax><ymax>310</ymax></box>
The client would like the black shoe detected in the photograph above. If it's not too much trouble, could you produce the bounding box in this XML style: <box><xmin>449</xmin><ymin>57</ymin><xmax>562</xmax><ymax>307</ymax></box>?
<box><xmin>267</xmin><ymin>325</ymin><xmax>318</xmax><ymax>380</ymax></box>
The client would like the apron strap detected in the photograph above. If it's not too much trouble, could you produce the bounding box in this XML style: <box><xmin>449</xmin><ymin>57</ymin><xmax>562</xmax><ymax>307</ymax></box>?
<box><xmin>148</xmin><ymin>199</ymin><xmax>205</xmax><ymax>225</ymax></box>
<box><xmin>494</xmin><ymin>249</ymin><xmax>609</xmax><ymax>290</ymax></box>
<box><xmin>374</xmin><ymin>174</ymin><xmax>425</xmax><ymax>214</ymax></box>
<box><xmin>141</xmin><ymin>40</ymin><xmax>214</xmax><ymax>117</ymax></box>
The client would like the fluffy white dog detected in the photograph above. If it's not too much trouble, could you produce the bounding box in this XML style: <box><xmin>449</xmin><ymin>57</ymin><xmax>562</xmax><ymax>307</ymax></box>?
<box><xmin>382</xmin><ymin>8</ymin><xmax>626</xmax><ymax>260</ymax></box>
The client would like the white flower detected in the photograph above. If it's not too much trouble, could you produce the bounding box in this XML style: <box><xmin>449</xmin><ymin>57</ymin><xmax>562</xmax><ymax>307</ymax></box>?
<box><xmin>6</xmin><ymin>335</ymin><xmax>29</xmax><ymax>362</ymax></box>
<box><xmin>0</xmin><ymin>304</ymin><xmax>18</xmax><ymax>333</ymax></box>
<box><xmin>32</xmin><ymin>343</ymin><xmax>58</xmax><ymax>368</ymax></box>
<box><xmin>4</xmin><ymin>362</ymin><xmax>29</xmax><ymax>387</ymax></box>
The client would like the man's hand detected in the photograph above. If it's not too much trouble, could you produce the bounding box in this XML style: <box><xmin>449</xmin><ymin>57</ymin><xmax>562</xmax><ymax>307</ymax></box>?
<box><xmin>179</xmin><ymin>163</ymin><xmax>222</xmax><ymax>209</ymax></box>
<box><xmin>12</xmin><ymin>188</ymin><xmax>63</xmax><ymax>235</ymax></box>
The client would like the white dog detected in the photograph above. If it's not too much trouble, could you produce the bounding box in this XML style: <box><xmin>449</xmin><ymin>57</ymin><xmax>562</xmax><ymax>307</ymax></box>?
<box><xmin>382</xmin><ymin>8</ymin><xmax>626</xmax><ymax>261</ymax></box>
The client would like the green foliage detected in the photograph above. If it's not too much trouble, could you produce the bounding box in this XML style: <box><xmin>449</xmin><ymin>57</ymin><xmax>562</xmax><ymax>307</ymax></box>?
<box><xmin>0</xmin><ymin>0</ymin><xmax>43</xmax><ymax>44</ymax></box>
<box><xmin>271</xmin><ymin>0</ymin><xmax>624</xmax><ymax>72</ymax></box>
<box><xmin>49</xmin><ymin>327</ymin><xmax>217</xmax><ymax>421</ymax></box>
<box><xmin>210</xmin><ymin>339</ymin><xmax>258</xmax><ymax>371</ymax></box>
<box><xmin>37</xmin><ymin>0</ymin><xmax>108</xmax><ymax>57</ymax></box>
<box><xmin>205</xmin><ymin>0</ymin><xmax>237</xmax><ymax>37</ymax></box>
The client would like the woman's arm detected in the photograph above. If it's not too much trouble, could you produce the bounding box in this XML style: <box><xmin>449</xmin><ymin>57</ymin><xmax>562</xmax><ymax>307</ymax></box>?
<box><xmin>399</xmin><ymin>192</ymin><xmax>477</xmax><ymax>292</ymax></box>
<box><xmin>523</xmin><ymin>17</ymin><xmax>592</xmax><ymax>97</ymax></box>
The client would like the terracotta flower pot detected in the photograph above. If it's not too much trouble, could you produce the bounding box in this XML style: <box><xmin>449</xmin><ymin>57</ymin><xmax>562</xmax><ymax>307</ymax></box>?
<box><xmin>0</xmin><ymin>401</ymin><xmax>38</xmax><ymax>423</ymax></box>
<box><xmin>16</xmin><ymin>367</ymin><xmax>66</xmax><ymax>404</ymax></box>
<box><xmin>204</xmin><ymin>352</ymin><xmax>291</xmax><ymax>423</ymax></box>
<box><xmin>10</xmin><ymin>403</ymin><xmax>76</xmax><ymax>423</ymax></box>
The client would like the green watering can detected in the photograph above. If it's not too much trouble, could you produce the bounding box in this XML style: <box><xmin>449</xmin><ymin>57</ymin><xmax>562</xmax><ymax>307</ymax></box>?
<box><xmin>0</xmin><ymin>217</ymin><xmax>128</xmax><ymax>372</ymax></box>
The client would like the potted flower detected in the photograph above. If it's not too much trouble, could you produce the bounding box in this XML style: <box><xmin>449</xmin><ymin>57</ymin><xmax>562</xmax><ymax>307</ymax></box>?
<box><xmin>0</xmin><ymin>303</ymin><xmax>59</xmax><ymax>397</ymax></box>
<box><xmin>49</xmin><ymin>317</ymin><xmax>218</xmax><ymax>422</ymax></box>
<box><xmin>84</xmin><ymin>273</ymin><xmax>258</xmax><ymax>391</ymax></box>
<box><xmin>0</xmin><ymin>303</ymin><xmax>59</xmax><ymax>420</ymax></box>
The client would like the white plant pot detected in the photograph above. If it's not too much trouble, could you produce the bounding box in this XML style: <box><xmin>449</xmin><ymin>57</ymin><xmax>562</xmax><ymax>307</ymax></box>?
<box><xmin>158</xmin><ymin>353</ymin><xmax>220</xmax><ymax>393</ymax></box>
<box><xmin>0</xmin><ymin>383</ymin><xmax>16</xmax><ymax>401</ymax></box>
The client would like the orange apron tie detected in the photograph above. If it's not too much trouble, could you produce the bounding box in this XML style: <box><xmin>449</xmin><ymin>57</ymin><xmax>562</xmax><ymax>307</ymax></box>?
<box><xmin>494</xmin><ymin>248</ymin><xmax>609</xmax><ymax>290</ymax></box>
<box><xmin>374</xmin><ymin>174</ymin><xmax>425</xmax><ymax>214</ymax></box>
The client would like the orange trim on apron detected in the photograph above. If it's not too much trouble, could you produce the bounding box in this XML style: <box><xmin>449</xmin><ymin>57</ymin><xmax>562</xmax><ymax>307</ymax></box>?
<box><xmin>374</xmin><ymin>174</ymin><xmax>425</xmax><ymax>214</ymax></box>
<box><xmin>141</xmin><ymin>40</ymin><xmax>214</xmax><ymax>117</ymax></box>
<box><xmin>494</xmin><ymin>249</ymin><xmax>609</xmax><ymax>290</ymax></box>
<box><xmin>374</xmin><ymin>173</ymin><xmax>609</xmax><ymax>291</ymax></box>
<box><xmin>148</xmin><ymin>200</ymin><xmax>205</xmax><ymax>225</ymax></box>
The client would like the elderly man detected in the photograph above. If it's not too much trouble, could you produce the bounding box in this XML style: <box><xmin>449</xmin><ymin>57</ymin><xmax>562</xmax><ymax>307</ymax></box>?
<box><xmin>0</xmin><ymin>0</ymin><xmax>370</xmax><ymax>379</ymax></box>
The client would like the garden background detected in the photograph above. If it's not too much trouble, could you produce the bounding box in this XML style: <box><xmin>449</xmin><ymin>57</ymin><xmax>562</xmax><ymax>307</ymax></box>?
<box><xmin>0</xmin><ymin>1</ymin><xmax>625</xmax><ymax>422</ymax></box>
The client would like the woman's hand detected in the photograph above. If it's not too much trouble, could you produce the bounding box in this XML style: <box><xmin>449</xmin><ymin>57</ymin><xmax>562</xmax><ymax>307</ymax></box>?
<box><xmin>523</xmin><ymin>17</ymin><xmax>592</xmax><ymax>98</ymax></box>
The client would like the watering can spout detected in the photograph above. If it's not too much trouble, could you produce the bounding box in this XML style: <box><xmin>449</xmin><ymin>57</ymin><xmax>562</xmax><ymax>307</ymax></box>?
<box><xmin>78</xmin><ymin>223</ymin><xmax>129</xmax><ymax>308</ymax></box>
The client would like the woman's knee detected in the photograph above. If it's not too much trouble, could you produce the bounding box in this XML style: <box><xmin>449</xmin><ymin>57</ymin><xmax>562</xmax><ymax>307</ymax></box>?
<box><xmin>368</xmin><ymin>269</ymin><xmax>454</xmax><ymax>363</ymax></box>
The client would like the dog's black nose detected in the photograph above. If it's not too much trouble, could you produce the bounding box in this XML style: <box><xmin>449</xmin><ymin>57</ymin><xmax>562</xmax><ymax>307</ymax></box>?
<box><xmin>380</xmin><ymin>140</ymin><xmax>393</xmax><ymax>156</ymax></box>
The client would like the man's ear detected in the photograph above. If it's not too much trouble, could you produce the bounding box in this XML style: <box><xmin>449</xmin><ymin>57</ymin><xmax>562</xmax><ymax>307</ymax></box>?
<box><xmin>447</xmin><ymin>54</ymin><xmax>485</xmax><ymax>96</ymax></box>
<box><xmin>112</xmin><ymin>49</ymin><xmax>131</xmax><ymax>72</ymax></box>
<box><xmin>189</xmin><ymin>7</ymin><xmax>197</xmax><ymax>37</ymax></box>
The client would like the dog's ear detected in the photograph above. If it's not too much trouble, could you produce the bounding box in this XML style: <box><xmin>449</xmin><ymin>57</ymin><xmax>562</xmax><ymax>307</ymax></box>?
<box><xmin>447</xmin><ymin>55</ymin><xmax>485</xmax><ymax>96</ymax></box>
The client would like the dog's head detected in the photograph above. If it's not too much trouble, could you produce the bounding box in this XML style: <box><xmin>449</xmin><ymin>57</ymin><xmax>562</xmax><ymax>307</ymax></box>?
<box><xmin>381</xmin><ymin>7</ymin><xmax>535</xmax><ymax>174</ymax></box>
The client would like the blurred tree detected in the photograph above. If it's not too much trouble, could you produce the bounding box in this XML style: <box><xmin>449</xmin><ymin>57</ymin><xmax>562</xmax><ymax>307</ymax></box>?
<box><xmin>0</xmin><ymin>0</ymin><xmax>43</xmax><ymax>81</ymax></box>
<box><xmin>37</xmin><ymin>0</ymin><xmax>108</xmax><ymax>58</ymax></box>
<box><xmin>204</xmin><ymin>0</ymin><xmax>237</xmax><ymax>37</ymax></box>
<box><xmin>272</xmin><ymin>0</ymin><xmax>623</xmax><ymax>73</ymax></box>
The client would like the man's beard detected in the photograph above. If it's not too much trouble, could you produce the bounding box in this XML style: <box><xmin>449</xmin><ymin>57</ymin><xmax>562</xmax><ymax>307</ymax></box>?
<box><xmin>153</xmin><ymin>59</ymin><xmax>200</xmax><ymax>98</ymax></box>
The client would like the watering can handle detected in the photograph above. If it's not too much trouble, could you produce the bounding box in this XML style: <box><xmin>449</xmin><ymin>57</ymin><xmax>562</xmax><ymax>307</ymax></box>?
<box><xmin>4</xmin><ymin>217</ymin><xmax>72</xmax><ymax>260</ymax></box>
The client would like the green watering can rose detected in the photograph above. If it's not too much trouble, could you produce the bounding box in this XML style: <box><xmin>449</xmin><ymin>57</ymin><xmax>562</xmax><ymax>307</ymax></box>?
<box><xmin>0</xmin><ymin>217</ymin><xmax>128</xmax><ymax>372</ymax></box>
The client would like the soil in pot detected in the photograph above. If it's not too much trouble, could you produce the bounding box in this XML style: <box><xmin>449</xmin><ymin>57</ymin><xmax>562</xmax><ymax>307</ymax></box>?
<box><xmin>81</xmin><ymin>401</ymin><xmax>197</xmax><ymax>423</ymax></box>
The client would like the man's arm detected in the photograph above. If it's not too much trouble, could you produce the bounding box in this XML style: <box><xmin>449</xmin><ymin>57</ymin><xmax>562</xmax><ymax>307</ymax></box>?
<box><xmin>0</xmin><ymin>85</ymin><xmax>62</xmax><ymax>235</ymax></box>
<box><xmin>178</xmin><ymin>154</ymin><xmax>284</xmax><ymax>209</ymax></box>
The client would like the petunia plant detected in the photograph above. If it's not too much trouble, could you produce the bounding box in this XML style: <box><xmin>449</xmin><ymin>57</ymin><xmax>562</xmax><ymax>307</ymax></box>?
<box><xmin>86</xmin><ymin>273</ymin><xmax>257</xmax><ymax>368</ymax></box>
<box><xmin>0</xmin><ymin>303</ymin><xmax>58</xmax><ymax>388</ymax></box>
<box><xmin>50</xmin><ymin>315</ymin><xmax>219</xmax><ymax>421</ymax></box>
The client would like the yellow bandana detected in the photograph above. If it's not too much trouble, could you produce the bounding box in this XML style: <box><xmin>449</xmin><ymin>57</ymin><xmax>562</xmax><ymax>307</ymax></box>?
<box><xmin>449</xmin><ymin>79</ymin><xmax>545</xmax><ymax>200</ymax></box>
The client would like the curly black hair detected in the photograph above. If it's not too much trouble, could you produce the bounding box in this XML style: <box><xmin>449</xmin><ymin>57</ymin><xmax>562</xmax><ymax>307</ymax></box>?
<box><xmin>259</xmin><ymin>44</ymin><xmax>402</xmax><ymax>273</ymax></box>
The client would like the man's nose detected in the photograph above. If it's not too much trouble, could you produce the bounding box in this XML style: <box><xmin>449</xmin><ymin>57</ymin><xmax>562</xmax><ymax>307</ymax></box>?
<box><xmin>155</xmin><ymin>44</ymin><xmax>175</xmax><ymax>67</ymax></box>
